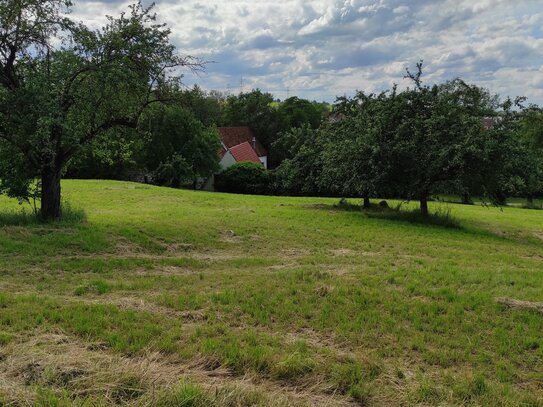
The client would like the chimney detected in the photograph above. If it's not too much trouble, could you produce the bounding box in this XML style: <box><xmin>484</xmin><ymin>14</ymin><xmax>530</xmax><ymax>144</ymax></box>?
<box><xmin>252</xmin><ymin>136</ymin><xmax>256</xmax><ymax>150</ymax></box>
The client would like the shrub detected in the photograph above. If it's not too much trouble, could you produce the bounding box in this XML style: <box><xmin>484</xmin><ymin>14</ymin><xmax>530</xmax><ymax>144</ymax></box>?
<box><xmin>215</xmin><ymin>162</ymin><xmax>269</xmax><ymax>195</ymax></box>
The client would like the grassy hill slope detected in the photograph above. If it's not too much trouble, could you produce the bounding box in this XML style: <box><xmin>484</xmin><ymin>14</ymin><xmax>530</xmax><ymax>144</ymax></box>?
<box><xmin>0</xmin><ymin>180</ymin><xmax>542</xmax><ymax>406</ymax></box>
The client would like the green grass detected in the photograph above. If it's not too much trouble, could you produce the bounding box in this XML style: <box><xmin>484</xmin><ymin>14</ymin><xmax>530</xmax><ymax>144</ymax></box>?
<box><xmin>0</xmin><ymin>180</ymin><xmax>542</xmax><ymax>406</ymax></box>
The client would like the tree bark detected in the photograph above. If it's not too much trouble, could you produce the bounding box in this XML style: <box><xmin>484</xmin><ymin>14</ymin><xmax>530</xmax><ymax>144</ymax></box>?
<box><xmin>363</xmin><ymin>196</ymin><xmax>370</xmax><ymax>209</ymax></box>
<box><xmin>41</xmin><ymin>167</ymin><xmax>62</xmax><ymax>220</ymax></box>
<box><xmin>462</xmin><ymin>192</ymin><xmax>472</xmax><ymax>205</ymax></box>
<box><xmin>420</xmin><ymin>195</ymin><xmax>429</xmax><ymax>217</ymax></box>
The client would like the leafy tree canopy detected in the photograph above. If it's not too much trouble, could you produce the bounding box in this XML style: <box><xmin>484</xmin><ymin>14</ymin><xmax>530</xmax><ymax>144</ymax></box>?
<box><xmin>0</xmin><ymin>0</ymin><xmax>199</xmax><ymax>219</ymax></box>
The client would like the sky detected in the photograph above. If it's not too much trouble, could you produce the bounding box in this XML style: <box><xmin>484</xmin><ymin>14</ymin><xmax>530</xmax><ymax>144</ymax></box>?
<box><xmin>73</xmin><ymin>0</ymin><xmax>543</xmax><ymax>104</ymax></box>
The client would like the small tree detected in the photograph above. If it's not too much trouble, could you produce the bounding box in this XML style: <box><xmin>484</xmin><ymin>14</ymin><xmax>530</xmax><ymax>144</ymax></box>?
<box><xmin>0</xmin><ymin>0</ymin><xmax>200</xmax><ymax>219</ymax></box>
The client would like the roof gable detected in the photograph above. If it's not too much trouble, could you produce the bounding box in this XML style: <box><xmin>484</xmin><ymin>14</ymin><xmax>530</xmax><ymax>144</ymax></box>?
<box><xmin>217</xmin><ymin>127</ymin><xmax>267</xmax><ymax>157</ymax></box>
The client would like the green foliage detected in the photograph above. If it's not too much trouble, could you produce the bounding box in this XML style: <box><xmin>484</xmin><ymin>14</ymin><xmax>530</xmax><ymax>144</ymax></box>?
<box><xmin>511</xmin><ymin>108</ymin><xmax>543</xmax><ymax>202</ymax></box>
<box><xmin>215</xmin><ymin>162</ymin><xmax>269</xmax><ymax>195</ymax></box>
<box><xmin>272</xmin><ymin>125</ymin><xmax>319</xmax><ymax>164</ymax></box>
<box><xmin>140</xmin><ymin>105</ymin><xmax>220</xmax><ymax>187</ymax></box>
<box><xmin>0</xmin><ymin>143</ymin><xmax>40</xmax><ymax>205</ymax></box>
<box><xmin>179</xmin><ymin>85</ymin><xmax>224</xmax><ymax>127</ymax></box>
<box><xmin>220</xmin><ymin>91</ymin><xmax>328</xmax><ymax>167</ymax></box>
<box><xmin>221</xmin><ymin>90</ymin><xmax>278</xmax><ymax>149</ymax></box>
<box><xmin>65</xmin><ymin>128</ymin><xmax>141</xmax><ymax>180</ymax></box>
<box><xmin>275</xmin><ymin>63</ymin><xmax>540</xmax><ymax>216</ymax></box>
<box><xmin>0</xmin><ymin>0</ymin><xmax>195</xmax><ymax>219</ymax></box>
<box><xmin>276</xmin><ymin>97</ymin><xmax>327</xmax><ymax>131</ymax></box>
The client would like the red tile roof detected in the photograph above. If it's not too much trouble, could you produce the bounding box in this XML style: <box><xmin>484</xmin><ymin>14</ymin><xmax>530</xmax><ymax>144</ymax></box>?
<box><xmin>217</xmin><ymin>127</ymin><xmax>267</xmax><ymax>157</ymax></box>
<box><xmin>229</xmin><ymin>142</ymin><xmax>262</xmax><ymax>164</ymax></box>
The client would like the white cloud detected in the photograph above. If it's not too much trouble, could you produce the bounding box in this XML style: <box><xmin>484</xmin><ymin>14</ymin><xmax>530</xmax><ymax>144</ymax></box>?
<box><xmin>72</xmin><ymin>0</ymin><xmax>543</xmax><ymax>103</ymax></box>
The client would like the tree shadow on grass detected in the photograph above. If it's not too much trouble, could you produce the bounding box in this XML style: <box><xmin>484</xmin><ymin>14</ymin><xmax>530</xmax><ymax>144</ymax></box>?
<box><xmin>0</xmin><ymin>203</ymin><xmax>86</xmax><ymax>227</ymax></box>
<box><xmin>305</xmin><ymin>199</ymin><xmax>543</xmax><ymax>248</ymax></box>
<box><xmin>304</xmin><ymin>199</ymin><xmax>462</xmax><ymax>229</ymax></box>
<box><xmin>365</xmin><ymin>206</ymin><xmax>461</xmax><ymax>229</ymax></box>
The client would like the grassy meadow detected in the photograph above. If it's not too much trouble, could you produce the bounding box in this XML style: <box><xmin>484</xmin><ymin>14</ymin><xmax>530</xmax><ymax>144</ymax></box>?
<box><xmin>0</xmin><ymin>180</ymin><xmax>542</xmax><ymax>406</ymax></box>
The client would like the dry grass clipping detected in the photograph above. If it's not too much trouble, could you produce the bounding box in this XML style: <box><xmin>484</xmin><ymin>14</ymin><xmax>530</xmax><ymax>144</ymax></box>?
<box><xmin>496</xmin><ymin>297</ymin><xmax>543</xmax><ymax>313</ymax></box>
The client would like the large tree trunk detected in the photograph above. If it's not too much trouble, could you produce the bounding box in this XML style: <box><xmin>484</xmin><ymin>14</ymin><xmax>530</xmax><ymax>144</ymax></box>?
<box><xmin>420</xmin><ymin>195</ymin><xmax>429</xmax><ymax>217</ymax></box>
<box><xmin>363</xmin><ymin>196</ymin><xmax>370</xmax><ymax>209</ymax></box>
<box><xmin>41</xmin><ymin>167</ymin><xmax>62</xmax><ymax>220</ymax></box>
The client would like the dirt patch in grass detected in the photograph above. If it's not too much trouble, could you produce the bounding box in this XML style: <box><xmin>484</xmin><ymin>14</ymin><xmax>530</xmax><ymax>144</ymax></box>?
<box><xmin>330</xmin><ymin>248</ymin><xmax>355</xmax><ymax>257</ymax></box>
<box><xmin>114</xmin><ymin>238</ymin><xmax>148</xmax><ymax>256</ymax></box>
<box><xmin>281</xmin><ymin>248</ymin><xmax>311</xmax><ymax>258</ymax></box>
<box><xmin>166</xmin><ymin>242</ymin><xmax>194</xmax><ymax>253</ymax></box>
<box><xmin>266</xmin><ymin>263</ymin><xmax>298</xmax><ymax>271</ymax></box>
<box><xmin>189</xmin><ymin>251</ymin><xmax>244</xmax><ymax>261</ymax></box>
<box><xmin>220</xmin><ymin>229</ymin><xmax>241</xmax><ymax>243</ymax></box>
<box><xmin>285</xmin><ymin>327</ymin><xmax>353</xmax><ymax>355</ymax></box>
<box><xmin>131</xmin><ymin>264</ymin><xmax>196</xmax><ymax>276</ymax></box>
<box><xmin>69</xmin><ymin>295</ymin><xmax>208</xmax><ymax>321</ymax></box>
<box><xmin>329</xmin><ymin>248</ymin><xmax>382</xmax><ymax>258</ymax></box>
<box><xmin>0</xmin><ymin>333</ymin><xmax>356</xmax><ymax>406</ymax></box>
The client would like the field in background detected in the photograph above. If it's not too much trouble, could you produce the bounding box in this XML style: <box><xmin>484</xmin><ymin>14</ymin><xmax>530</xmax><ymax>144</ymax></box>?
<box><xmin>0</xmin><ymin>180</ymin><xmax>542</xmax><ymax>406</ymax></box>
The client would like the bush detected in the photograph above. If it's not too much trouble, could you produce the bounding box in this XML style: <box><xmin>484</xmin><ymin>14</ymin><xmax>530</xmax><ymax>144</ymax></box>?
<box><xmin>215</xmin><ymin>162</ymin><xmax>269</xmax><ymax>195</ymax></box>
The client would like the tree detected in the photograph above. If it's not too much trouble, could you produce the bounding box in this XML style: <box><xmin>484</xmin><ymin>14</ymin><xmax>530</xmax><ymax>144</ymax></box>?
<box><xmin>272</xmin><ymin>97</ymin><xmax>328</xmax><ymax>163</ymax></box>
<box><xmin>384</xmin><ymin>64</ymin><xmax>515</xmax><ymax>216</ymax></box>
<box><xmin>507</xmin><ymin>107</ymin><xmax>543</xmax><ymax>205</ymax></box>
<box><xmin>276</xmin><ymin>97</ymin><xmax>326</xmax><ymax>132</ymax></box>
<box><xmin>319</xmin><ymin>91</ymin><xmax>393</xmax><ymax>208</ymax></box>
<box><xmin>0</xmin><ymin>0</ymin><xmax>199</xmax><ymax>219</ymax></box>
<box><xmin>65</xmin><ymin>127</ymin><xmax>142</xmax><ymax>180</ymax></box>
<box><xmin>139</xmin><ymin>104</ymin><xmax>220</xmax><ymax>188</ymax></box>
<box><xmin>221</xmin><ymin>89</ymin><xmax>280</xmax><ymax>162</ymax></box>
<box><xmin>273</xmin><ymin>127</ymin><xmax>329</xmax><ymax>196</ymax></box>
<box><xmin>279</xmin><ymin>63</ymin><xmax>527</xmax><ymax>217</ymax></box>
<box><xmin>179</xmin><ymin>85</ymin><xmax>223</xmax><ymax>127</ymax></box>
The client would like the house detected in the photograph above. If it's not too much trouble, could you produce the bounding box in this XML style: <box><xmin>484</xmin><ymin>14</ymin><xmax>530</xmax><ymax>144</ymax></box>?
<box><xmin>217</xmin><ymin>127</ymin><xmax>268</xmax><ymax>168</ymax></box>
<box><xmin>201</xmin><ymin>126</ymin><xmax>267</xmax><ymax>191</ymax></box>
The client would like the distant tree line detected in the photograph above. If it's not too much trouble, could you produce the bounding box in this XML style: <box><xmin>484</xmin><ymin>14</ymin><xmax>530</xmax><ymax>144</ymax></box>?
<box><xmin>64</xmin><ymin>87</ymin><xmax>331</xmax><ymax>183</ymax></box>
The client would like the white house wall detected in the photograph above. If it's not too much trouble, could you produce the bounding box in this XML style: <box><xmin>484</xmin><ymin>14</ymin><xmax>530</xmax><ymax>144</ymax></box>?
<box><xmin>202</xmin><ymin>151</ymin><xmax>237</xmax><ymax>191</ymax></box>
<box><xmin>220</xmin><ymin>150</ymin><xmax>237</xmax><ymax>170</ymax></box>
